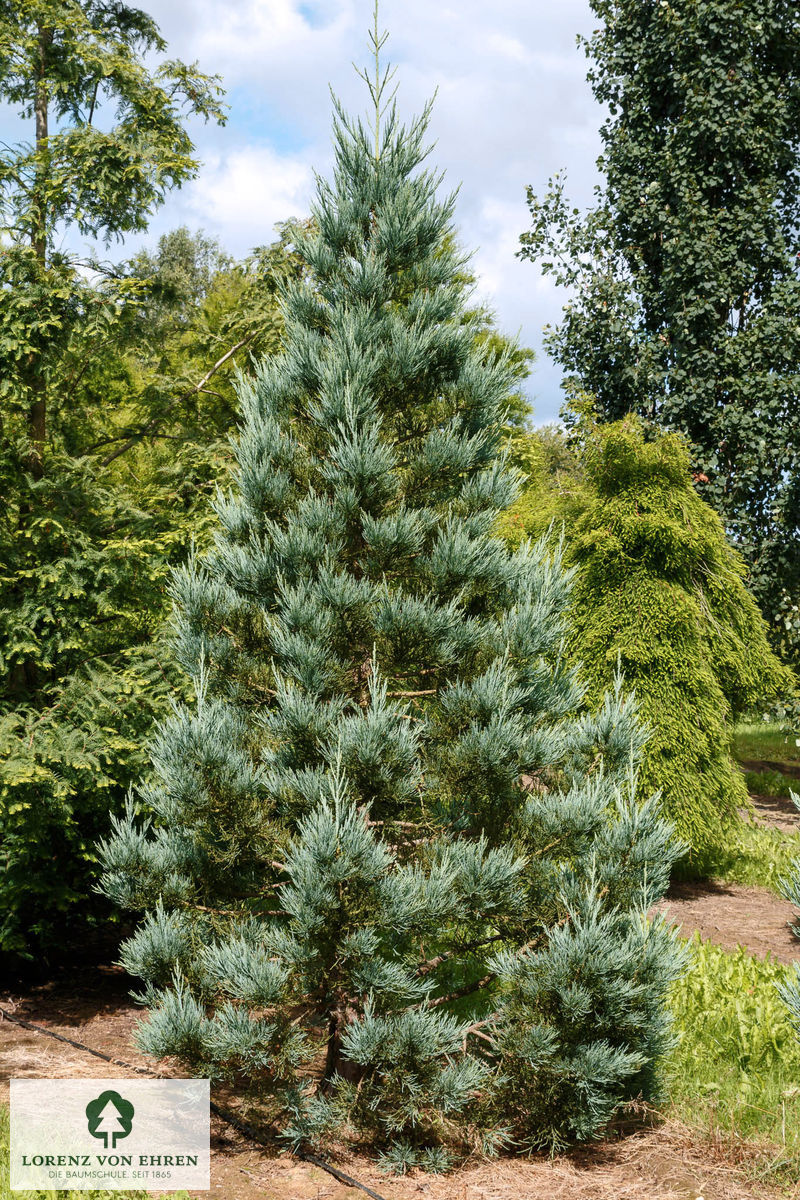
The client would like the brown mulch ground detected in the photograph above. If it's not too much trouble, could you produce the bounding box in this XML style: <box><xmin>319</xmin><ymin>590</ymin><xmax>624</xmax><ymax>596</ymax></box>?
<box><xmin>749</xmin><ymin>791</ymin><xmax>800</xmax><ymax>834</ymax></box>
<box><xmin>0</xmin><ymin>960</ymin><xmax>794</xmax><ymax>1199</ymax></box>
<box><xmin>654</xmin><ymin>879</ymin><xmax>800</xmax><ymax>964</ymax></box>
<box><xmin>647</xmin><ymin>780</ymin><xmax>800</xmax><ymax>964</ymax></box>
<box><xmin>3</xmin><ymin>783</ymin><xmax>800</xmax><ymax>1199</ymax></box>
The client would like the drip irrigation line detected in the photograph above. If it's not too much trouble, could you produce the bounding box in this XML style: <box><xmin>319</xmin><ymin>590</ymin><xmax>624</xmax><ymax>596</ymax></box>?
<box><xmin>0</xmin><ymin>1008</ymin><xmax>153</xmax><ymax>1075</ymax></box>
<box><xmin>0</xmin><ymin>1004</ymin><xmax>388</xmax><ymax>1200</ymax></box>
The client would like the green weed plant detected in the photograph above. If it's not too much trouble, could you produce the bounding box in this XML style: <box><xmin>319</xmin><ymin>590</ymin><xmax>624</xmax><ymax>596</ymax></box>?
<box><xmin>678</xmin><ymin>823</ymin><xmax>800</xmax><ymax>894</ymax></box>
<box><xmin>668</xmin><ymin>937</ymin><xmax>800</xmax><ymax>1172</ymax></box>
<box><xmin>743</xmin><ymin>769</ymin><xmax>795</xmax><ymax>800</ymax></box>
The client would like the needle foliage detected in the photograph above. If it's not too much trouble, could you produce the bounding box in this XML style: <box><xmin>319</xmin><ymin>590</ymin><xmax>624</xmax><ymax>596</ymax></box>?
<box><xmin>101</xmin><ymin>30</ymin><xmax>683</xmax><ymax>1162</ymax></box>
<box><xmin>500</xmin><ymin>416</ymin><xmax>791</xmax><ymax>854</ymax></box>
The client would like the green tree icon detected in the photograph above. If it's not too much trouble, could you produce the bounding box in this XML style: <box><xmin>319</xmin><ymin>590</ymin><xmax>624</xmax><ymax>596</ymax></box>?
<box><xmin>85</xmin><ymin>1090</ymin><xmax>134</xmax><ymax>1149</ymax></box>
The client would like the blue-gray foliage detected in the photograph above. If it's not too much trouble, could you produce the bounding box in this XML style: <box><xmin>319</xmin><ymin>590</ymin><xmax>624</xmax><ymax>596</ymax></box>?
<box><xmin>100</xmin><ymin>70</ymin><xmax>683</xmax><ymax>1159</ymax></box>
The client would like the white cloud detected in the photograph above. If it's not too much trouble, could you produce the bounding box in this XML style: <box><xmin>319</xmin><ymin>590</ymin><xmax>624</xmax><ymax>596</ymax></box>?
<box><xmin>485</xmin><ymin>33</ymin><xmax>533</xmax><ymax>65</ymax></box>
<box><xmin>146</xmin><ymin>0</ymin><xmax>358</xmax><ymax>136</ymax></box>
<box><xmin>131</xmin><ymin>0</ymin><xmax>603</xmax><ymax>419</ymax></box>
<box><xmin>186</xmin><ymin>145</ymin><xmax>315</xmax><ymax>242</ymax></box>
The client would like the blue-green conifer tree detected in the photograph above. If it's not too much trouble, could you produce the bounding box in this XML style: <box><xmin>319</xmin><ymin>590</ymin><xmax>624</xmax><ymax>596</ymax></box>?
<box><xmin>100</xmin><ymin>15</ymin><xmax>683</xmax><ymax>1164</ymax></box>
<box><xmin>779</xmin><ymin>790</ymin><xmax>800</xmax><ymax>1041</ymax></box>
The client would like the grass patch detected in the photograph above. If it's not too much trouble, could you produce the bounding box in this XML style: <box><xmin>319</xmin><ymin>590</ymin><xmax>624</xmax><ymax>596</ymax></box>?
<box><xmin>734</xmin><ymin>721</ymin><xmax>800</xmax><ymax>769</ymax></box>
<box><xmin>676</xmin><ymin>820</ymin><xmax>800</xmax><ymax>893</ymax></box>
<box><xmin>744</xmin><ymin>768</ymin><xmax>798</xmax><ymax>800</ymax></box>
<box><xmin>667</xmin><ymin>936</ymin><xmax>800</xmax><ymax>1178</ymax></box>
<box><xmin>674</xmin><ymin>718</ymin><xmax>800</xmax><ymax>893</ymax></box>
<box><xmin>0</xmin><ymin>1105</ymin><xmax>189</xmax><ymax>1200</ymax></box>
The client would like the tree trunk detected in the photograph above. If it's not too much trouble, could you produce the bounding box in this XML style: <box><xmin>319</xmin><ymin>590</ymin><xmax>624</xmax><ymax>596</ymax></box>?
<box><xmin>321</xmin><ymin>1005</ymin><xmax>363</xmax><ymax>1091</ymax></box>
<box><xmin>25</xmin><ymin>25</ymin><xmax>52</xmax><ymax>479</ymax></box>
<box><xmin>322</xmin><ymin>1011</ymin><xmax>340</xmax><ymax>1088</ymax></box>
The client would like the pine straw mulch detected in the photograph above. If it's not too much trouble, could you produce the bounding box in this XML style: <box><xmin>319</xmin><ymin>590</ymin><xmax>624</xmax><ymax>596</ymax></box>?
<box><xmin>219</xmin><ymin>1119</ymin><xmax>795</xmax><ymax>1200</ymax></box>
<box><xmin>1</xmin><ymin>968</ymin><xmax>797</xmax><ymax>1200</ymax></box>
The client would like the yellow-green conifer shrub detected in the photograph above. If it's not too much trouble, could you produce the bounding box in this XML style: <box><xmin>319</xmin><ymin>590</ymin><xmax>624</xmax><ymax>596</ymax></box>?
<box><xmin>501</xmin><ymin>416</ymin><xmax>792</xmax><ymax>854</ymax></box>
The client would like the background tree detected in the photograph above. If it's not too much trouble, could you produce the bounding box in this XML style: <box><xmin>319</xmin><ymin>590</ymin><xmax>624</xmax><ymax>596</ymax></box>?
<box><xmin>0</xmin><ymin>0</ymin><xmax>227</xmax><ymax>467</ymax></box>
<box><xmin>87</xmin><ymin>224</ymin><xmax>311</xmax><ymax>465</ymax></box>
<box><xmin>0</xmin><ymin>0</ymin><xmax>242</xmax><ymax>962</ymax></box>
<box><xmin>100</xmin><ymin>34</ymin><xmax>682</xmax><ymax>1164</ymax></box>
<box><xmin>500</xmin><ymin>414</ymin><xmax>791</xmax><ymax>854</ymax></box>
<box><xmin>519</xmin><ymin>0</ymin><xmax>800</xmax><ymax>664</ymax></box>
<box><xmin>0</xmin><ymin>220</ymin><xmax>306</xmax><ymax>960</ymax></box>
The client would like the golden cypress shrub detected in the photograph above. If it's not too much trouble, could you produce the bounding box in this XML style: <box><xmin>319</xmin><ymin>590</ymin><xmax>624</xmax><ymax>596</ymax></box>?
<box><xmin>501</xmin><ymin>415</ymin><xmax>793</xmax><ymax>854</ymax></box>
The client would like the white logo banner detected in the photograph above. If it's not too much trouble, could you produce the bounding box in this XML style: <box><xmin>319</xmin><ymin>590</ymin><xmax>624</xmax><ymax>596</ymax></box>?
<box><xmin>10</xmin><ymin>1078</ymin><xmax>210</xmax><ymax>1191</ymax></box>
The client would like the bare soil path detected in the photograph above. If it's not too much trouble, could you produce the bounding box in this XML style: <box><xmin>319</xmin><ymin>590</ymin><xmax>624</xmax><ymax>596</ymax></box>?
<box><xmin>648</xmin><ymin>776</ymin><xmax>800</xmax><ymax>964</ymax></box>
<box><xmin>749</xmin><ymin>791</ymin><xmax>800</xmax><ymax>834</ymax></box>
<box><xmin>654</xmin><ymin>879</ymin><xmax>800</xmax><ymax>964</ymax></box>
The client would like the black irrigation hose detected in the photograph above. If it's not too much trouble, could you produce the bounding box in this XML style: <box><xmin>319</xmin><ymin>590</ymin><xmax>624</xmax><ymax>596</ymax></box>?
<box><xmin>0</xmin><ymin>1008</ymin><xmax>154</xmax><ymax>1076</ymax></box>
<box><xmin>0</xmin><ymin>1005</ymin><xmax>389</xmax><ymax>1200</ymax></box>
<box><xmin>297</xmin><ymin>1152</ymin><xmax>389</xmax><ymax>1200</ymax></box>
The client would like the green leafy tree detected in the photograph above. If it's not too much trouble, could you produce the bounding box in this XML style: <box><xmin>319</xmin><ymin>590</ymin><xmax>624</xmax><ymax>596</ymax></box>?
<box><xmin>88</xmin><ymin>223</ymin><xmax>310</xmax><ymax>466</ymax></box>
<box><xmin>0</xmin><ymin>0</ymin><xmax>226</xmax><ymax>466</ymax></box>
<box><xmin>100</xmin><ymin>30</ymin><xmax>683</xmax><ymax>1162</ymax></box>
<box><xmin>0</xmin><ymin>220</ymin><xmax>306</xmax><ymax>960</ymax></box>
<box><xmin>0</xmin><ymin>0</ymin><xmax>228</xmax><ymax>960</ymax></box>
<box><xmin>519</xmin><ymin>0</ymin><xmax>800</xmax><ymax>662</ymax></box>
<box><xmin>500</xmin><ymin>415</ymin><xmax>792</xmax><ymax>853</ymax></box>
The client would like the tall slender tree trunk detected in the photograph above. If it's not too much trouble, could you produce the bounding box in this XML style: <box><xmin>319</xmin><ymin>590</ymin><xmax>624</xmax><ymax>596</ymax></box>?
<box><xmin>11</xmin><ymin>26</ymin><xmax>53</xmax><ymax>697</ymax></box>
<box><xmin>25</xmin><ymin>25</ymin><xmax>52</xmax><ymax>480</ymax></box>
<box><xmin>322</xmin><ymin>1010</ymin><xmax>340</xmax><ymax>1088</ymax></box>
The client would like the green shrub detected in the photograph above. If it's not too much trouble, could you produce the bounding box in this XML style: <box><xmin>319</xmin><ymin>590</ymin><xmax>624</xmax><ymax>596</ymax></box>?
<box><xmin>0</xmin><ymin>449</ymin><xmax>216</xmax><ymax>961</ymax></box>
<box><xmin>668</xmin><ymin>937</ymin><xmax>800</xmax><ymax>1163</ymax></box>
<box><xmin>501</xmin><ymin>417</ymin><xmax>793</xmax><ymax>855</ymax></box>
<box><xmin>743</xmin><ymin>769</ymin><xmax>795</xmax><ymax>799</ymax></box>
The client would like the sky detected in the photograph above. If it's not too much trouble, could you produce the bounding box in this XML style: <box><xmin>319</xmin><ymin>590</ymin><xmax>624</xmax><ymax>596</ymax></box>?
<box><xmin>8</xmin><ymin>0</ymin><xmax>606</xmax><ymax>423</ymax></box>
